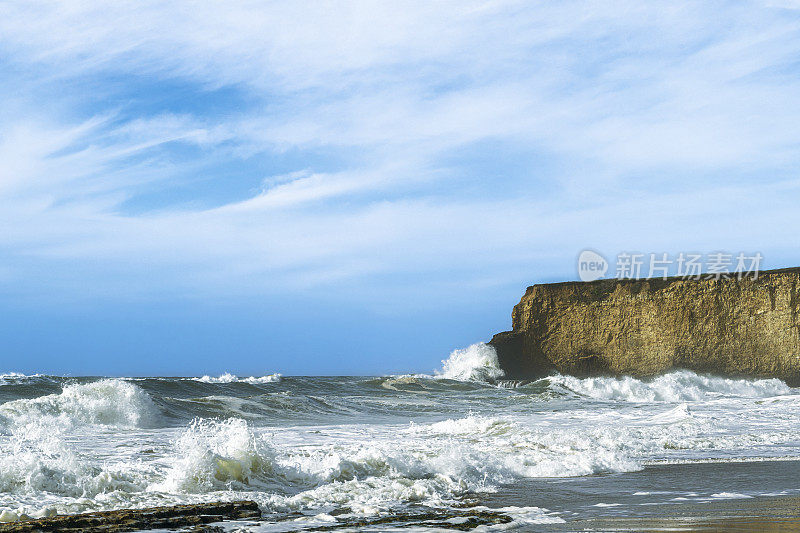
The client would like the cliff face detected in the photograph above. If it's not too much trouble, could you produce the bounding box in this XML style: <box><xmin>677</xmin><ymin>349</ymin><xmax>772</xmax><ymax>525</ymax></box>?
<box><xmin>489</xmin><ymin>267</ymin><xmax>800</xmax><ymax>385</ymax></box>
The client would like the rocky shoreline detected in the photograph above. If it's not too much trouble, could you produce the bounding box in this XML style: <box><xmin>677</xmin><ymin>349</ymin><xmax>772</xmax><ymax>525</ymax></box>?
<box><xmin>0</xmin><ymin>501</ymin><xmax>261</xmax><ymax>532</ymax></box>
<box><xmin>490</xmin><ymin>267</ymin><xmax>800</xmax><ymax>384</ymax></box>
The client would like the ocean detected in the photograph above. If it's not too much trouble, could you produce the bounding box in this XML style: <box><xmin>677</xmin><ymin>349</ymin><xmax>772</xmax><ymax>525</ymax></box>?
<box><xmin>1</xmin><ymin>343</ymin><xmax>799</xmax><ymax>531</ymax></box>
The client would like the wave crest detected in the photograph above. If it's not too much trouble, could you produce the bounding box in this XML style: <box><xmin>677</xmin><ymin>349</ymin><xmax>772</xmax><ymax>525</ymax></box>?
<box><xmin>548</xmin><ymin>370</ymin><xmax>792</xmax><ymax>402</ymax></box>
<box><xmin>193</xmin><ymin>373</ymin><xmax>282</xmax><ymax>384</ymax></box>
<box><xmin>0</xmin><ymin>373</ymin><xmax>30</xmax><ymax>385</ymax></box>
<box><xmin>435</xmin><ymin>343</ymin><xmax>504</xmax><ymax>382</ymax></box>
<box><xmin>154</xmin><ymin>418</ymin><xmax>277</xmax><ymax>493</ymax></box>
<box><xmin>0</xmin><ymin>424</ymin><xmax>145</xmax><ymax>499</ymax></box>
<box><xmin>0</xmin><ymin>379</ymin><xmax>159</xmax><ymax>430</ymax></box>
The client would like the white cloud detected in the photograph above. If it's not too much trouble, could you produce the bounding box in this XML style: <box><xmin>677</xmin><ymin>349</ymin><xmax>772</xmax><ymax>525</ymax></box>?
<box><xmin>0</xmin><ymin>1</ymin><xmax>799</xmax><ymax>301</ymax></box>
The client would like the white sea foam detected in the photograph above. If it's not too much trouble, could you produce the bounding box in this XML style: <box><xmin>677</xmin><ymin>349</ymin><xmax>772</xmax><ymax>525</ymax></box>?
<box><xmin>435</xmin><ymin>343</ymin><xmax>505</xmax><ymax>382</ymax></box>
<box><xmin>242</xmin><ymin>374</ymin><xmax>282</xmax><ymax>384</ymax></box>
<box><xmin>0</xmin><ymin>421</ymin><xmax>147</xmax><ymax>500</ymax></box>
<box><xmin>156</xmin><ymin>417</ymin><xmax>470</xmax><ymax>506</ymax></box>
<box><xmin>154</xmin><ymin>418</ymin><xmax>277</xmax><ymax>493</ymax></box>
<box><xmin>193</xmin><ymin>373</ymin><xmax>282</xmax><ymax>384</ymax></box>
<box><xmin>151</xmin><ymin>413</ymin><xmax>635</xmax><ymax>521</ymax></box>
<box><xmin>407</xmin><ymin>414</ymin><xmax>640</xmax><ymax>479</ymax></box>
<box><xmin>0</xmin><ymin>380</ymin><xmax>160</xmax><ymax>516</ymax></box>
<box><xmin>648</xmin><ymin>403</ymin><xmax>693</xmax><ymax>424</ymax></box>
<box><xmin>2</xmin><ymin>371</ymin><xmax>800</xmax><ymax>528</ymax></box>
<box><xmin>0</xmin><ymin>373</ymin><xmax>42</xmax><ymax>385</ymax></box>
<box><xmin>0</xmin><ymin>372</ymin><xmax>27</xmax><ymax>380</ymax></box>
<box><xmin>1</xmin><ymin>403</ymin><xmax>784</xmax><ymax>525</ymax></box>
<box><xmin>473</xmin><ymin>506</ymin><xmax>566</xmax><ymax>528</ymax></box>
<box><xmin>548</xmin><ymin>370</ymin><xmax>792</xmax><ymax>402</ymax></box>
<box><xmin>0</xmin><ymin>379</ymin><xmax>159</xmax><ymax>430</ymax></box>
<box><xmin>196</xmin><ymin>372</ymin><xmax>238</xmax><ymax>383</ymax></box>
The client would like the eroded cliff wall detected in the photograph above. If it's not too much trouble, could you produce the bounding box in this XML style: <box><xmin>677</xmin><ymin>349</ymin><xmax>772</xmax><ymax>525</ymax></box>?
<box><xmin>489</xmin><ymin>267</ymin><xmax>800</xmax><ymax>384</ymax></box>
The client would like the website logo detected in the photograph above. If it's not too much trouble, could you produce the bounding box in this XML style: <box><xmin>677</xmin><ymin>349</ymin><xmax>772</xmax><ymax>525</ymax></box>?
<box><xmin>576</xmin><ymin>250</ymin><xmax>763</xmax><ymax>281</ymax></box>
<box><xmin>577</xmin><ymin>250</ymin><xmax>609</xmax><ymax>282</ymax></box>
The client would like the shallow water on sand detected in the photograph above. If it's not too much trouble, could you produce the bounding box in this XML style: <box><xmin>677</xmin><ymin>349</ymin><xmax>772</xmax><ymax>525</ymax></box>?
<box><xmin>2</xmin><ymin>343</ymin><xmax>800</xmax><ymax>530</ymax></box>
<box><xmin>483</xmin><ymin>459</ymin><xmax>800</xmax><ymax>529</ymax></box>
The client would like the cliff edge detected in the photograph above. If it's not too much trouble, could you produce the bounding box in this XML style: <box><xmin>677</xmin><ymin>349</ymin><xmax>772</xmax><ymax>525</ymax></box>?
<box><xmin>489</xmin><ymin>267</ymin><xmax>800</xmax><ymax>385</ymax></box>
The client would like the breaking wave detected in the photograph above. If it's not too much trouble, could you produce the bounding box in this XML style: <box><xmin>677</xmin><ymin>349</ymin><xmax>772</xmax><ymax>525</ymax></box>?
<box><xmin>193</xmin><ymin>373</ymin><xmax>282</xmax><ymax>384</ymax></box>
<box><xmin>0</xmin><ymin>380</ymin><xmax>159</xmax><ymax>510</ymax></box>
<box><xmin>548</xmin><ymin>370</ymin><xmax>792</xmax><ymax>402</ymax></box>
<box><xmin>435</xmin><ymin>343</ymin><xmax>505</xmax><ymax>382</ymax></box>
<box><xmin>154</xmin><ymin>418</ymin><xmax>277</xmax><ymax>493</ymax></box>
<box><xmin>0</xmin><ymin>373</ymin><xmax>30</xmax><ymax>385</ymax></box>
<box><xmin>2</xmin><ymin>368</ymin><xmax>799</xmax><ymax>528</ymax></box>
<box><xmin>0</xmin><ymin>420</ymin><xmax>148</xmax><ymax>501</ymax></box>
<box><xmin>154</xmin><ymin>415</ymin><xmax>631</xmax><ymax>517</ymax></box>
<box><xmin>1</xmin><ymin>415</ymin><xmax>508</xmax><ymax>519</ymax></box>
<box><xmin>0</xmin><ymin>379</ymin><xmax>159</xmax><ymax>430</ymax></box>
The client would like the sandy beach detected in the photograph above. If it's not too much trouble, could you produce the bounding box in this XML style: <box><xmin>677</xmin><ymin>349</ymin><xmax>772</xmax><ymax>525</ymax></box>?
<box><xmin>483</xmin><ymin>460</ymin><xmax>800</xmax><ymax>532</ymax></box>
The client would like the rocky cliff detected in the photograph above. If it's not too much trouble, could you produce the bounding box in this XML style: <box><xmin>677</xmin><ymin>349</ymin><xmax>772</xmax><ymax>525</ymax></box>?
<box><xmin>489</xmin><ymin>267</ymin><xmax>800</xmax><ymax>385</ymax></box>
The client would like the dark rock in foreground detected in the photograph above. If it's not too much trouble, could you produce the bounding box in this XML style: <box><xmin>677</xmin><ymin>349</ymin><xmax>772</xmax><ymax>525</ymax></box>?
<box><xmin>0</xmin><ymin>501</ymin><xmax>261</xmax><ymax>532</ymax></box>
<box><xmin>490</xmin><ymin>267</ymin><xmax>800</xmax><ymax>385</ymax></box>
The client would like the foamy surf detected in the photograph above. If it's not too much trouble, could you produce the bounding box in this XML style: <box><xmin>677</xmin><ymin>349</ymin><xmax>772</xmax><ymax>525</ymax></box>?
<box><xmin>193</xmin><ymin>373</ymin><xmax>282</xmax><ymax>384</ymax></box>
<box><xmin>1</xmin><ymin>363</ymin><xmax>799</xmax><ymax>530</ymax></box>
<box><xmin>154</xmin><ymin>418</ymin><xmax>277</xmax><ymax>493</ymax></box>
<box><xmin>0</xmin><ymin>379</ymin><xmax>159</xmax><ymax>430</ymax></box>
<box><xmin>0</xmin><ymin>372</ymin><xmax>32</xmax><ymax>384</ymax></box>
<box><xmin>152</xmin><ymin>414</ymin><xmax>634</xmax><ymax>522</ymax></box>
<box><xmin>547</xmin><ymin>370</ymin><xmax>792</xmax><ymax>402</ymax></box>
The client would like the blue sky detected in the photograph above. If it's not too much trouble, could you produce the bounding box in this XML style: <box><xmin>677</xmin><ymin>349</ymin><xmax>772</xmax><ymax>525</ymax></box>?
<box><xmin>2</xmin><ymin>1</ymin><xmax>800</xmax><ymax>375</ymax></box>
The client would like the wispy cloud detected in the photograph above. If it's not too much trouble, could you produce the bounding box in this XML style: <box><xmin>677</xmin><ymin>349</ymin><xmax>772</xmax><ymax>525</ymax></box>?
<box><xmin>1</xmin><ymin>1</ymin><xmax>799</xmax><ymax>303</ymax></box>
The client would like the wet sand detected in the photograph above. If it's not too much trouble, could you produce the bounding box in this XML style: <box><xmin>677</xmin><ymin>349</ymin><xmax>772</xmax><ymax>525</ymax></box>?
<box><xmin>578</xmin><ymin>496</ymin><xmax>800</xmax><ymax>532</ymax></box>
<box><xmin>483</xmin><ymin>459</ymin><xmax>800</xmax><ymax>531</ymax></box>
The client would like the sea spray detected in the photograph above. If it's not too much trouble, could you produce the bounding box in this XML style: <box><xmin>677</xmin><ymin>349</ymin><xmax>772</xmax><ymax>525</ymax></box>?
<box><xmin>0</xmin><ymin>406</ymin><xmax>148</xmax><ymax>501</ymax></box>
<box><xmin>0</xmin><ymin>373</ymin><xmax>36</xmax><ymax>386</ymax></box>
<box><xmin>547</xmin><ymin>370</ymin><xmax>792</xmax><ymax>402</ymax></box>
<box><xmin>153</xmin><ymin>413</ymin><xmax>637</xmax><ymax>516</ymax></box>
<box><xmin>194</xmin><ymin>373</ymin><xmax>282</xmax><ymax>384</ymax></box>
<box><xmin>1</xmin><ymin>370</ymin><xmax>800</xmax><ymax>529</ymax></box>
<box><xmin>0</xmin><ymin>379</ymin><xmax>160</xmax><ymax>515</ymax></box>
<box><xmin>154</xmin><ymin>418</ymin><xmax>276</xmax><ymax>493</ymax></box>
<box><xmin>436</xmin><ymin>343</ymin><xmax>505</xmax><ymax>382</ymax></box>
<box><xmin>0</xmin><ymin>379</ymin><xmax>160</xmax><ymax>430</ymax></box>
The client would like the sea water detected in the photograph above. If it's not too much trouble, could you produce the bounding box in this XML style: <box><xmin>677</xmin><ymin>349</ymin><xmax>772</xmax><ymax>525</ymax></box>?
<box><xmin>1</xmin><ymin>344</ymin><xmax>799</xmax><ymax>530</ymax></box>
